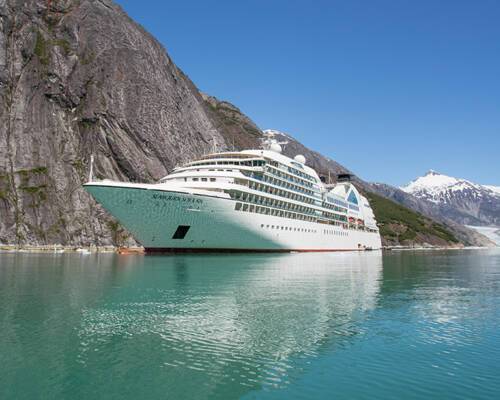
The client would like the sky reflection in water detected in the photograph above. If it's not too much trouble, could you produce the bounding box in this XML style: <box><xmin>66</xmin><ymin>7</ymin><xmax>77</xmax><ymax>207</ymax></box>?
<box><xmin>0</xmin><ymin>250</ymin><xmax>499</xmax><ymax>399</ymax></box>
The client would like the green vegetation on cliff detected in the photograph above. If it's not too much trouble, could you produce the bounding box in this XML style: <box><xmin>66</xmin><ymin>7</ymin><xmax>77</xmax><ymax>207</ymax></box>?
<box><xmin>34</xmin><ymin>30</ymin><xmax>50</xmax><ymax>65</ymax></box>
<box><xmin>365</xmin><ymin>191</ymin><xmax>459</xmax><ymax>246</ymax></box>
<box><xmin>2</xmin><ymin>0</ymin><xmax>478</xmax><ymax>248</ymax></box>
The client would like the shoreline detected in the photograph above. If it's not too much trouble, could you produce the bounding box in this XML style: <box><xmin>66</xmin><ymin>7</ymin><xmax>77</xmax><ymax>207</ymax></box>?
<box><xmin>0</xmin><ymin>244</ymin><xmax>495</xmax><ymax>254</ymax></box>
<box><xmin>384</xmin><ymin>245</ymin><xmax>495</xmax><ymax>251</ymax></box>
<box><xmin>0</xmin><ymin>245</ymin><xmax>126</xmax><ymax>254</ymax></box>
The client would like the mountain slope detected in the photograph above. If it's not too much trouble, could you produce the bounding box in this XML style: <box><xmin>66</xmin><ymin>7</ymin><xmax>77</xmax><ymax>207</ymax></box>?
<box><xmin>401</xmin><ymin>171</ymin><xmax>500</xmax><ymax>226</ymax></box>
<box><xmin>467</xmin><ymin>226</ymin><xmax>500</xmax><ymax>246</ymax></box>
<box><xmin>370</xmin><ymin>182</ymin><xmax>495</xmax><ymax>247</ymax></box>
<box><xmin>232</xmin><ymin>129</ymin><xmax>470</xmax><ymax>247</ymax></box>
<box><xmin>0</xmin><ymin>0</ymin><xmax>229</xmax><ymax>245</ymax></box>
<box><xmin>364</xmin><ymin>192</ymin><xmax>459</xmax><ymax>246</ymax></box>
<box><xmin>0</xmin><ymin>0</ymin><xmax>491</xmax><ymax>248</ymax></box>
<box><xmin>484</xmin><ymin>186</ymin><xmax>500</xmax><ymax>196</ymax></box>
<box><xmin>201</xmin><ymin>93</ymin><xmax>262</xmax><ymax>150</ymax></box>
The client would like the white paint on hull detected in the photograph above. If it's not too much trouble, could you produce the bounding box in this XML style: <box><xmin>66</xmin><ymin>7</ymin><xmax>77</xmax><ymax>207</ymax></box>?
<box><xmin>85</xmin><ymin>184</ymin><xmax>382</xmax><ymax>251</ymax></box>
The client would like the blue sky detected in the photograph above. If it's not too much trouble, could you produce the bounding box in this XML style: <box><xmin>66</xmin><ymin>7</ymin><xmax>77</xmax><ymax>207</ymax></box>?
<box><xmin>115</xmin><ymin>0</ymin><xmax>500</xmax><ymax>187</ymax></box>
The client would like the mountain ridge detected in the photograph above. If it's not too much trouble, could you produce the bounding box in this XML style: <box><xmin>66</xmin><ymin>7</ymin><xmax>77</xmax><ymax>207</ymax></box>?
<box><xmin>0</xmin><ymin>0</ymin><xmax>493</xmax><ymax>248</ymax></box>
<box><xmin>238</xmin><ymin>129</ymin><xmax>492</xmax><ymax>247</ymax></box>
<box><xmin>401</xmin><ymin>171</ymin><xmax>500</xmax><ymax>227</ymax></box>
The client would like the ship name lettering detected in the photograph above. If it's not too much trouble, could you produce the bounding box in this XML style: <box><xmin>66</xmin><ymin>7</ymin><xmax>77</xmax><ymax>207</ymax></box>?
<box><xmin>152</xmin><ymin>194</ymin><xmax>202</xmax><ymax>204</ymax></box>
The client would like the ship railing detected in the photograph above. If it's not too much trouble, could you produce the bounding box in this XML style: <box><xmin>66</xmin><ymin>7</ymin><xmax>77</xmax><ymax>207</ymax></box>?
<box><xmin>249</xmin><ymin>173</ymin><xmax>315</xmax><ymax>197</ymax></box>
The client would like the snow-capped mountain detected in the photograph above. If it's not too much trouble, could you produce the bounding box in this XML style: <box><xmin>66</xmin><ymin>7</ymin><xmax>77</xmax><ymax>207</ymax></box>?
<box><xmin>401</xmin><ymin>170</ymin><xmax>495</xmax><ymax>204</ymax></box>
<box><xmin>401</xmin><ymin>171</ymin><xmax>500</xmax><ymax>226</ymax></box>
<box><xmin>484</xmin><ymin>185</ymin><xmax>500</xmax><ymax>196</ymax></box>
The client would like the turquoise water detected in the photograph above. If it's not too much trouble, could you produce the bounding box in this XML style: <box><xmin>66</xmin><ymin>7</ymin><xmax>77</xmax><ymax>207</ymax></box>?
<box><xmin>0</xmin><ymin>250</ymin><xmax>499</xmax><ymax>399</ymax></box>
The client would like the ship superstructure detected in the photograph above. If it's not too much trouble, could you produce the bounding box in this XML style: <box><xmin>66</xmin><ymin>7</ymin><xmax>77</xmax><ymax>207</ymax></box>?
<box><xmin>84</xmin><ymin>133</ymin><xmax>381</xmax><ymax>252</ymax></box>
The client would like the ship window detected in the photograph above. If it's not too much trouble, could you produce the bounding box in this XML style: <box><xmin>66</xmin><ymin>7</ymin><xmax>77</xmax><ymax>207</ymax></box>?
<box><xmin>210</xmin><ymin>178</ymin><xmax>216</xmax><ymax>182</ymax></box>
<box><xmin>202</xmin><ymin>178</ymin><xmax>207</xmax><ymax>182</ymax></box>
<box><xmin>347</xmin><ymin>191</ymin><xmax>359</xmax><ymax>205</ymax></box>
<box><xmin>192</xmin><ymin>178</ymin><xmax>199</xmax><ymax>181</ymax></box>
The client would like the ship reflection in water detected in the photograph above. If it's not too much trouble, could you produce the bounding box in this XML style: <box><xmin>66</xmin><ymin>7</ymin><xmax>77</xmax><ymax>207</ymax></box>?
<box><xmin>77</xmin><ymin>252</ymin><xmax>383</xmax><ymax>398</ymax></box>
<box><xmin>1</xmin><ymin>250</ymin><xmax>499</xmax><ymax>399</ymax></box>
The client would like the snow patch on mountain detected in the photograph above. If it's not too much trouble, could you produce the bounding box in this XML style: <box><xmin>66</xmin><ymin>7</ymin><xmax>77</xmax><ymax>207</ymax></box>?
<box><xmin>484</xmin><ymin>185</ymin><xmax>500</xmax><ymax>197</ymax></box>
<box><xmin>401</xmin><ymin>171</ymin><xmax>500</xmax><ymax>227</ymax></box>
<box><xmin>401</xmin><ymin>170</ymin><xmax>483</xmax><ymax>204</ymax></box>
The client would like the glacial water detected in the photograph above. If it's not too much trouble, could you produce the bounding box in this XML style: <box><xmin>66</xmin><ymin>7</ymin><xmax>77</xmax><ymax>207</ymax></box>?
<box><xmin>0</xmin><ymin>249</ymin><xmax>499</xmax><ymax>399</ymax></box>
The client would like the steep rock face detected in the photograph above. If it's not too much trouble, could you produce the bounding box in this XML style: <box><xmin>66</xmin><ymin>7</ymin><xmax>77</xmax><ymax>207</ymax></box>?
<box><xmin>0</xmin><ymin>0</ymin><xmax>227</xmax><ymax>245</ymax></box>
<box><xmin>201</xmin><ymin>93</ymin><xmax>262</xmax><ymax>150</ymax></box>
<box><xmin>264</xmin><ymin>130</ymin><xmax>350</xmax><ymax>179</ymax></box>
<box><xmin>0</xmin><ymin>0</ymin><xmax>493</xmax><ymax>248</ymax></box>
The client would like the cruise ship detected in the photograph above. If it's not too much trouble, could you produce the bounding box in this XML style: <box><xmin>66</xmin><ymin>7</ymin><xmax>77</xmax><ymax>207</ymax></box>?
<box><xmin>84</xmin><ymin>133</ymin><xmax>382</xmax><ymax>252</ymax></box>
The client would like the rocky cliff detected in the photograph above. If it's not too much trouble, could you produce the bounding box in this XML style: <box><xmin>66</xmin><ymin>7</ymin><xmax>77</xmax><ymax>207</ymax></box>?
<box><xmin>0</xmin><ymin>0</ymin><xmax>232</xmax><ymax>245</ymax></box>
<box><xmin>0</xmin><ymin>0</ymin><xmax>492</xmax><ymax>247</ymax></box>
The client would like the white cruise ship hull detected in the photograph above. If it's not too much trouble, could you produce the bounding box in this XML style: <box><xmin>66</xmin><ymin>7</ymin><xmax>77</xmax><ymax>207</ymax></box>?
<box><xmin>84</xmin><ymin>182</ymin><xmax>382</xmax><ymax>252</ymax></box>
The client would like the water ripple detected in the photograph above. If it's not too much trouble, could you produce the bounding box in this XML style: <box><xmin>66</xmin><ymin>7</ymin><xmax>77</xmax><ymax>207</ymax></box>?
<box><xmin>1</xmin><ymin>250</ymin><xmax>500</xmax><ymax>399</ymax></box>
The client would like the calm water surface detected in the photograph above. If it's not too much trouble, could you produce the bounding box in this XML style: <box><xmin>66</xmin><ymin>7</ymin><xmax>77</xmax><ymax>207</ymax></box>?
<box><xmin>0</xmin><ymin>249</ymin><xmax>499</xmax><ymax>399</ymax></box>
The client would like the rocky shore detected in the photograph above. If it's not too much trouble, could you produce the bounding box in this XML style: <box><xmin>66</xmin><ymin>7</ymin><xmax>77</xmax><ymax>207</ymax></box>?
<box><xmin>2</xmin><ymin>244</ymin><xmax>483</xmax><ymax>254</ymax></box>
<box><xmin>0</xmin><ymin>244</ymin><xmax>115</xmax><ymax>253</ymax></box>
